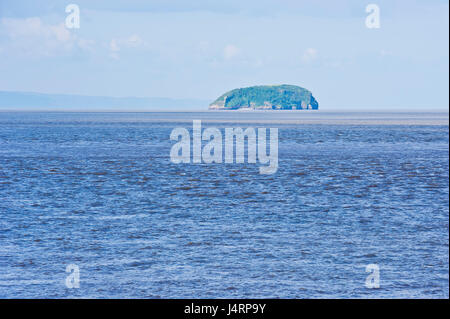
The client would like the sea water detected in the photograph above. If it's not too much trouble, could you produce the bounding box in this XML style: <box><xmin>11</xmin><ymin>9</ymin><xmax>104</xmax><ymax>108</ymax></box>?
<box><xmin>0</xmin><ymin>112</ymin><xmax>448</xmax><ymax>298</ymax></box>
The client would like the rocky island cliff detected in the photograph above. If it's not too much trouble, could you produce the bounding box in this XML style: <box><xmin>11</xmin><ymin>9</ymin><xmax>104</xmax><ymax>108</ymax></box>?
<box><xmin>209</xmin><ymin>85</ymin><xmax>318</xmax><ymax>110</ymax></box>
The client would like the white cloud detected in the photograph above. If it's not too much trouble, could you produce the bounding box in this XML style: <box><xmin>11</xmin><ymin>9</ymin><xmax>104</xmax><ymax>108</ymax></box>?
<box><xmin>301</xmin><ymin>48</ymin><xmax>318</xmax><ymax>63</ymax></box>
<box><xmin>127</xmin><ymin>34</ymin><xmax>143</xmax><ymax>47</ymax></box>
<box><xmin>2</xmin><ymin>17</ymin><xmax>70</xmax><ymax>41</ymax></box>
<box><xmin>108</xmin><ymin>34</ymin><xmax>145</xmax><ymax>59</ymax></box>
<box><xmin>77</xmin><ymin>38</ymin><xmax>96</xmax><ymax>52</ymax></box>
<box><xmin>224</xmin><ymin>44</ymin><xmax>240</xmax><ymax>60</ymax></box>
<box><xmin>0</xmin><ymin>17</ymin><xmax>91</xmax><ymax>56</ymax></box>
<box><xmin>110</xmin><ymin>39</ymin><xmax>120</xmax><ymax>52</ymax></box>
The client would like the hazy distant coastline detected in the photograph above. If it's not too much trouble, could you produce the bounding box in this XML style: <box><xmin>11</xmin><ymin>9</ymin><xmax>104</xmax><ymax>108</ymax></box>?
<box><xmin>0</xmin><ymin>91</ymin><xmax>209</xmax><ymax>111</ymax></box>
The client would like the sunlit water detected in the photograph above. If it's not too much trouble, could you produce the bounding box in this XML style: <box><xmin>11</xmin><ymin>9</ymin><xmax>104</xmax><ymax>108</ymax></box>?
<box><xmin>0</xmin><ymin>112</ymin><xmax>448</xmax><ymax>298</ymax></box>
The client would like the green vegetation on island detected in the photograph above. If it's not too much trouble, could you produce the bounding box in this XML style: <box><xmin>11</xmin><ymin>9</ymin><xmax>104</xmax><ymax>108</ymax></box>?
<box><xmin>209</xmin><ymin>84</ymin><xmax>319</xmax><ymax>110</ymax></box>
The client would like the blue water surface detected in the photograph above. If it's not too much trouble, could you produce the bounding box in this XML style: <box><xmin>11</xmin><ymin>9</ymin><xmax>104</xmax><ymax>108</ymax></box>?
<box><xmin>0</xmin><ymin>112</ymin><xmax>448</xmax><ymax>298</ymax></box>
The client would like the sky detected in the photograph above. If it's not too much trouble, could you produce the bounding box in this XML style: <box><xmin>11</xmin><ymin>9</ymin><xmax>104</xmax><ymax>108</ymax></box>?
<box><xmin>0</xmin><ymin>0</ymin><xmax>448</xmax><ymax>110</ymax></box>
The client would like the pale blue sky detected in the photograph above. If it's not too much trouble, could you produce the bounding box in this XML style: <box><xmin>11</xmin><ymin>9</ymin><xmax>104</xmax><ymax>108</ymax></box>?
<box><xmin>0</xmin><ymin>0</ymin><xmax>448</xmax><ymax>110</ymax></box>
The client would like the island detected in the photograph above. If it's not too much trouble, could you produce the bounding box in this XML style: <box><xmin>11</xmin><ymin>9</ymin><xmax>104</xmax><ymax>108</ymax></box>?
<box><xmin>209</xmin><ymin>84</ymin><xmax>319</xmax><ymax>110</ymax></box>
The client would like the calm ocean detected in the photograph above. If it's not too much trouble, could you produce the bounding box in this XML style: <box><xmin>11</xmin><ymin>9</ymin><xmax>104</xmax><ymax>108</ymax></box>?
<box><xmin>0</xmin><ymin>112</ymin><xmax>448</xmax><ymax>298</ymax></box>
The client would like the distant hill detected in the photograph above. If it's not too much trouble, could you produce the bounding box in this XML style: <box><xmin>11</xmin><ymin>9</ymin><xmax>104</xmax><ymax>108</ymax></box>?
<box><xmin>209</xmin><ymin>84</ymin><xmax>319</xmax><ymax>110</ymax></box>
<box><xmin>0</xmin><ymin>91</ymin><xmax>209</xmax><ymax>111</ymax></box>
